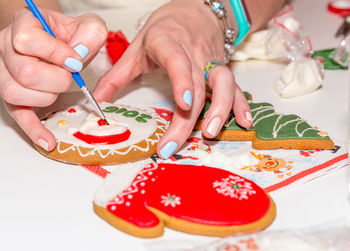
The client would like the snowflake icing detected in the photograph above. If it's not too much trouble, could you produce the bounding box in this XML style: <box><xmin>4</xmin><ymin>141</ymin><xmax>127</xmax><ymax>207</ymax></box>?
<box><xmin>160</xmin><ymin>193</ymin><xmax>181</xmax><ymax>207</ymax></box>
<box><xmin>213</xmin><ymin>175</ymin><xmax>256</xmax><ymax>200</ymax></box>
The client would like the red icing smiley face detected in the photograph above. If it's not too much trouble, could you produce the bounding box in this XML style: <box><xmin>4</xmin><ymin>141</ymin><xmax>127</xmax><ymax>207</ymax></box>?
<box><xmin>73</xmin><ymin>129</ymin><xmax>131</xmax><ymax>145</ymax></box>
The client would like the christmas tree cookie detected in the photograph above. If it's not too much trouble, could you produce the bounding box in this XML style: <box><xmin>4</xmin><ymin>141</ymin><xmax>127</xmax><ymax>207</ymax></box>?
<box><xmin>196</xmin><ymin>94</ymin><xmax>334</xmax><ymax>150</ymax></box>
<box><xmin>35</xmin><ymin>103</ymin><xmax>167</xmax><ymax>165</ymax></box>
<box><xmin>93</xmin><ymin>162</ymin><xmax>276</xmax><ymax>238</ymax></box>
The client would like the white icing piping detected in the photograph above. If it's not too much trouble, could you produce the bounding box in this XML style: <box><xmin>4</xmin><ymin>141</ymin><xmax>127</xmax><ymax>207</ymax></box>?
<box><xmin>295</xmin><ymin>121</ymin><xmax>318</xmax><ymax>137</ymax></box>
<box><xmin>250</xmin><ymin>104</ymin><xmax>319</xmax><ymax>138</ymax></box>
<box><xmin>250</xmin><ymin>105</ymin><xmax>274</xmax><ymax>113</ymax></box>
<box><xmin>253</xmin><ymin>113</ymin><xmax>275</xmax><ymax>127</ymax></box>
<box><xmin>273</xmin><ymin>118</ymin><xmax>301</xmax><ymax>138</ymax></box>
<box><xmin>252</xmin><ymin>106</ymin><xmax>275</xmax><ymax>126</ymax></box>
<box><xmin>56</xmin><ymin>119</ymin><xmax>167</xmax><ymax>159</ymax></box>
<box><xmin>224</xmin><ymin>116</ymin><xmax>236</xmax><ymax>127</ymax></box>
<box><xmin>109</xmin><ymin>163</ymin><xmax>159</xmax><ymax>207</ymax></box>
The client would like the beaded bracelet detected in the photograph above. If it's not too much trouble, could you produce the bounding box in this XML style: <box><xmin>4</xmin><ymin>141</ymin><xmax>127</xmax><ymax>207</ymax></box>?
<box><xmin>204</xmin><ymin>0</ymin><xmax>237</xmax><ymax>63</ymax></box>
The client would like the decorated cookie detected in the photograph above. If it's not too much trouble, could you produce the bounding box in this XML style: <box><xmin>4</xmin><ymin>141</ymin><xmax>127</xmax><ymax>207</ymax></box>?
<box><xmin>195</xmin><ymin>94</ymin><xmax>334</xmax><ymax>150</ymax></box>
<box><xmin>35</xmin><ymin>103</ymin><xmax>167</xmax><ymax>165</ymax></box>
<box><xmin>93</xmin><ymin>162</ymin><xmax>276</xmax><ymax>238</ymax></box>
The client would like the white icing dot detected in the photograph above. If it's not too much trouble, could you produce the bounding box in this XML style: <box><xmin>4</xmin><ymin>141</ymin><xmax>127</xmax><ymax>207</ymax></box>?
<box><xmin>126</xmin><ymin>202</ymin><xmax>131</xmax><ymax>207</ymax></box>
<box><xmin>128</xmin><ymin>187</ymin><xmax>132</xmax><ymax>191</ymax></box>
<box><xmin>137</xmin><ymin>176</ymin><xmax>141</xmax><ymax>179</ymax></box>
<box><xmin>148</xmin><ymin>171</ymin><xmax>153</xmax><ymax>175</ymax></box>
<box><xmin>128</xmin><ymin>195</ymin><xmax>133</xmax><ymax>199</ymax></box>
<box><xmin>111</xmin><ymin>205</ymin><xmax>116</xmax><ymax>211</ymax></box>
<box><xmin>161</xmin><ymin>167</ymin><xmax>165</xmax><ymax>170</ymax></box>
<box><xmin>151</xmin><ymin>178</ymin><xmax>156</xmax><ymax>182</ymax></box>
<box><xmin>114</xmin><ymin>197</ymin><xmax>120</xmax><ymax>202</ymax></box>
<box><xmin>140</xmin><ymin>182</ymin><xmax>145</xmax><ymax>187</ymax></box>
<box><xmin>141</xmin><ymin>190</ymin><xmax>146</xmax><ymax>194</ymax></box>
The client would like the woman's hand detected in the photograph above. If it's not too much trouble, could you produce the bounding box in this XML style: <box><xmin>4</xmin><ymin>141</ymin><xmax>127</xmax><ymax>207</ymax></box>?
<box><xmin>94</xmin><ymin>0</ymin><xmax>252</xmax><ymax>159</ymax></box>
<box><xmin>0</xmin><ymin>7</ymin><xmax>107</xmax><ymax>151</ymax></box>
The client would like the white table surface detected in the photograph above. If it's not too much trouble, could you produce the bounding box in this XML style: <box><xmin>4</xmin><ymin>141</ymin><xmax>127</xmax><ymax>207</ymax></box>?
<box><xmin>0</xmin><ymin>0</ymin><xmax>349</xmax><ymax>250</ymax></box>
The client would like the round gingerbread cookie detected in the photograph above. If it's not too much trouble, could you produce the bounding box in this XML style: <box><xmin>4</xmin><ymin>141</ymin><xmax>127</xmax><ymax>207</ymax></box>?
<box><xmin>35</xmin><ymin>103</ymin><xmax>167</xmax><ymax>165</ymax></box>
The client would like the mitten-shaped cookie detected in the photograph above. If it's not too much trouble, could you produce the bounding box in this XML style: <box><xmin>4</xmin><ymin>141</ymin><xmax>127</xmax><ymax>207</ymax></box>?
<box><xmin>93</xmin><ymin>162</ymin><xmax>276</xmax><ymax>238</ymax></box>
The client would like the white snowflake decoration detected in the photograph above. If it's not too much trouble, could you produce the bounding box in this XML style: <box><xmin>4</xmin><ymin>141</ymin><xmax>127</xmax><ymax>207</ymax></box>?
<box><xmin>213</xmin><ymin>175</ymin><xmax>256</xmax><ymax>200</ymax></box>
<box><xmin>160</xmin><ymin>193</ymin><xmax>181</xmax><ymax>207</ymax></box>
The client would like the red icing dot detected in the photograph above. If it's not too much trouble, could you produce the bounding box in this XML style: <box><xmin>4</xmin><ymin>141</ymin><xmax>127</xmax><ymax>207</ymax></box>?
<box><xmin>98</xmin><ymin>119</ymin><xmax>108</xmax><ymax>126</ymax></box>
<box><xmin>68</xmin><ymin>108</ymin><xmax>76</xmax><ymax>113</ymax></box>
<box><xmin>265</xmin><ymin>161</ymin><xmax>275</xmax><ymax>166</ymax></box>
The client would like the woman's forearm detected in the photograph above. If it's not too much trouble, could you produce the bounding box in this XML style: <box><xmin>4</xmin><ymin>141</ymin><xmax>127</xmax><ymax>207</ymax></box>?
<box><xmin>245</xmin><ymin>0</ymin><xmax>287</xmax><ymax>32</ymax></box>
<box><xmin>0</xmin><ymin>0</ymin><xmax>62</xmax><ymax>29</ymax></box>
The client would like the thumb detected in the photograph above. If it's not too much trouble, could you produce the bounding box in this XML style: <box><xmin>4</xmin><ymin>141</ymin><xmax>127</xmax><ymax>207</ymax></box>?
<box><xmin>5</xmin><ymin>103</ymin><xmax>56</xmax><ymax>151</ymax></box>
<box><xmin>94</xmin><ymin>44</ymin><xmax>144</xmax><ymax>102</ymax></box>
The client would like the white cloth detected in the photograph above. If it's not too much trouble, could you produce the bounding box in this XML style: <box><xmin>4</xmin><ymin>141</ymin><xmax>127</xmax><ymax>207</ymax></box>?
<box><xmin>274</xmin><ymin>58</ymin><xmax>323</xmax><ymax>98</ymax></box>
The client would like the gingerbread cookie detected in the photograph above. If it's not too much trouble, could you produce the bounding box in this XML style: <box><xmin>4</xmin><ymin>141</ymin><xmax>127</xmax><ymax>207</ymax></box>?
<box><xmin>195</xmin><ymin>94</ymin><xmax>334</xmax><ymax>150</ymax></box>
<box><xmin>93</xmin><ymin>162</ymin><xmax>276</xmax><ymax>238</ymax></box>
<box><xmin>35</xmin><ymin>103</ymin><xmax>167</xmax><ymax>165</ymax></box>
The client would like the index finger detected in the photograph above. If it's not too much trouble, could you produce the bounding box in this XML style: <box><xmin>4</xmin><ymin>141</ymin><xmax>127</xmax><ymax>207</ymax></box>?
<box><xmin>146</xmin><ymin>36</ymin><xmax>194</xmax><ymax>110</ymax></box>
<box><xmin>11</xmin><ymin>8</ymin><xmax>83</xmax><ymax>72</ymax></box>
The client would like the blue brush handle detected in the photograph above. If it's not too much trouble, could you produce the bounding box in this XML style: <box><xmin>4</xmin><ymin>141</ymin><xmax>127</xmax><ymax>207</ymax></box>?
<box><xmin>25</xmin><ymin>0</ymin><xmax>85</xmax><ymax>88</ymax></box>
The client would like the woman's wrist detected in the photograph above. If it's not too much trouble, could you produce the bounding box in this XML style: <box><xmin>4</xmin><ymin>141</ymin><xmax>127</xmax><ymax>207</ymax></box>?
<box><xmin>222</xmin><ymin>0</ymin><xmax>239</xmax><ymax>33</ymax></box>
<box><xmin>204</xmin><ymin>0</ymin><xmax>238</xmax><ymax>62</ymax></box>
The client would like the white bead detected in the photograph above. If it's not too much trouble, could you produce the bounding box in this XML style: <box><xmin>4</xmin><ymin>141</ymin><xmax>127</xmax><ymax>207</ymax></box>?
<box><xmin>224</xmin><ymin>43</ymin><xmax>235</xmax><ymax>54</ymax></box>
<box><xmin>217</xmin><ymin>9</ymin><xmax>225</xmax><ymax>18</ymax></box>
<box><xmin>225</xmin><ymin>28</ymin><xmax>235</xmax><ymax>39</ymax></box>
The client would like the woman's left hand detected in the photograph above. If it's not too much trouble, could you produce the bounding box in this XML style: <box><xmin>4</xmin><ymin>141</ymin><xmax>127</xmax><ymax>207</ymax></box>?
<box><xmin>94</xmin><ymin>0</ymin><xmax>252</xmax><ymax>159</ymax></box>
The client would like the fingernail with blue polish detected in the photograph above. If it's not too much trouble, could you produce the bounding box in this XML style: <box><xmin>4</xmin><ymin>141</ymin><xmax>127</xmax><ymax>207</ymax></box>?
<box><xmin>183</xmin><ymin>90</ymin><xmax>192</xmax><ymax>107</ymax></box>
<box><xmin>160</xmin><ymin>141</ymin><xmax>178</xmax><ymax>159</ymax></box>
<box><xmin>64</xmin><ymin>57</ymin><xmax>83</xmax><ymax>72</ymax></box>
<box><xmin>74</xmin><ymin>44</ymin><xmax>89</xmax><ymax>60</ymax></box>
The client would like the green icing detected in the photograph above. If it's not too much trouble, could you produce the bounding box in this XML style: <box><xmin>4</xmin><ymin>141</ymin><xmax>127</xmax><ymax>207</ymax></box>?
<box><xmin>232</xmin><ymin>184</ymin><xmax>239</xmax><ymax>189</ymax></box>
<box><xmin>243</xmin><ymin>91</ymin><xmax>252</xmax><ymax>100</ymax></box>
<box><xmin>311</xmin><ymin>48</ymin><xmax>347</xmax><ymax>70</ymax></box>
<box><xmin>103</xmin><ymin>106</ymin><xmax>118</xmax><ymax>113</ymax></box>
<box><xmin>123</xmin><ymin>110</ymin><xmax>139</xmax><ymax>118</ymax></box>
<box><xmin>200</xmin><ymin>100</ymin><xmax>330</xmax><ymax>141</ymax></box>
<box><xmin>136</xmin><ymin>114</ymin><xmax>152</xmax><ymax>123</ymax></box>
<box><xmin>103</xmin><ymin>106</ymin><xmax>152</xmax><ymax>123</ymax></box>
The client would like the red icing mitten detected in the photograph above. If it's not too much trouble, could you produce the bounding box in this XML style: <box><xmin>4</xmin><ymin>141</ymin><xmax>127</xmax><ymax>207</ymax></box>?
<box><xmin>105</xmin><ymin>31</ymin><xmax>129</xmax><ymax>64</ymax></box>
<box><xmin>93</xmin><ymin>162</ymin><xmax>276</xmax><ymax>238</ymax></box>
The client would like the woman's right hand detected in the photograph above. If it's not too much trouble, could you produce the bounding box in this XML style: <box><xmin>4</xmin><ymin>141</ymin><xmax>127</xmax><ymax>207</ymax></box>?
<box><xmin>0</xmin><ymin>7</ymin><xmax>107</xmax><ymax>151</ymax></box>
